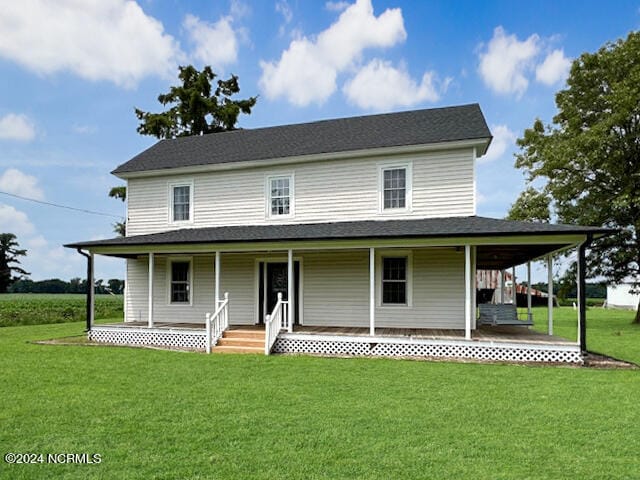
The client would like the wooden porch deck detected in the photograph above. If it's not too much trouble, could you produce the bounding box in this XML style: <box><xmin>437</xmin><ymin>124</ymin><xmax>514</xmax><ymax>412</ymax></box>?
<box><xmin>96</xmin><ymin>322</ymin><xmax>574</xmax><ymax>346</ymax></box>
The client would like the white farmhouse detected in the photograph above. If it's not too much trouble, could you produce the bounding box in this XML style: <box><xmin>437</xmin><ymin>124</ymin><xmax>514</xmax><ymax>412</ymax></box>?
<box><xmin>66</xmin><ymin>104</ymin><xmax>611</xmax><ymax>364</ymax></box>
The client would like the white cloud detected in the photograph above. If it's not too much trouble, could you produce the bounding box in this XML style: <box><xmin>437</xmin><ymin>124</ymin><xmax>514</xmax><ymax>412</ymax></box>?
<box><xmin>0</xmin><ymin>0</ymin><xmax>181</xmax><ymax>88</ymax></box>
<box><xmin>275</xmin><ymin>0</ymin><xmax>293</xmax><ymax>37</ymax></box>
<box><xmin>0</xmin><ymin>204</ymin><xmax>35</xmax><ymax>236</ymax></box>
<box><xmin>230</xmin><ymin>0</ymin><xmax>251</xmax><ymax>19</ymax></box>
<box><xmin>22</xmin><ymin>235</ymin><xmax>86</xmax><ymax>280</ymax></box>
<box><xmin>478</xmin><ymin>26</ymin><xmax>540</xmax><ymax>97</ymax></box>
<box><xmin>535</xmin><ymin>49</ymin><xmax>571</xmax><ymax>86</ymax></box>
<box><xmin>276</xmin><ymin>0</ymin><xmax>293</xmax><ymax>24</ymax></box>
<box><xmin>325</xmin><ymin>1</ymin><xmax>350</xmax><ymax>11</ymax></box>
<box><xmin>0</xmin><ymin>113</ymin><xmax>35</xmax><ymax>141</ymax></box>
<box><xmin>72</xmin><ymin>124</ymin><xmax>97</xmax><ymax>135</ymax></box>
<box><xmin>0</xmin><ymin>168</ymin><xmax>44</xmax><ymax>200</ymax></box>
<box><xmin>259</xmin><ymin>0</ymin><xmax>406</xmax><ymax>106</ymax></box>
<box><xmin>479</xmin><ymin>124</ymin><xmax>517</xmax><ymax>164</ymax></box>
<box><xmin>183</xmin><ymin>14</ymin><xmax>238</xmax><ymax>68</ymax></box>
<box><xmin>343</xmin><ymin>59</ymin><xmax>442</xmax><ymax>111</ymax></box>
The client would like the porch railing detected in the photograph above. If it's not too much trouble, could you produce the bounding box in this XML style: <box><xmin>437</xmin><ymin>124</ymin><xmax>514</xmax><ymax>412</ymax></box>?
<box><xmin>265</xmin><ymin>292</ymin><xmax>289</xmax><ymax>355</ymax></box>
<box><xmin>205</xmin><ymin>292</ymin><xmax>229</xmax><ymax>353</ymax></box>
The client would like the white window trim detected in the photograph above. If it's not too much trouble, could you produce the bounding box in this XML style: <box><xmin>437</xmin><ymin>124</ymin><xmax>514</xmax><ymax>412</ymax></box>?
<box><xmin>265</xmin><ymin>173</ymin><xmax>295</xmax><ymax>219</ymax></box>
<box><xmin>168</xmin><ymin>180</ymin><xmax>194</xmax><ymax>226</ymax></box>
<box><xmin>376</xmin><ymin>250</ymin><xmax>413</xmax><ymax>308</ymax></box>
<box><xmin>166</xmin><ymin>256</ymin><xmax>194</xmax><ymax>306</ymax></box>
<box><xmin>378</xmin><ymin>162</ymin><xmax>412</xmax><ymax>214</ymax></box>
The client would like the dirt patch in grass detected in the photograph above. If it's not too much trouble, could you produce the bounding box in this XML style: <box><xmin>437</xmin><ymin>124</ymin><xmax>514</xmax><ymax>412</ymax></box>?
<box><xmin>32</xmin><ymin>336</ymin><xmax>200</xmax><ymax>353</ymax></box>
<box><xmin>583</xmin><ymin>351</ymin><xmax>639</xmax><ymax>369</ymax></box>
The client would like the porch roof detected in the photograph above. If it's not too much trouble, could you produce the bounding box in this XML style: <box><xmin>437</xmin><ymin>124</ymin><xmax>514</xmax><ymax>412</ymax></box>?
<box><xmin>65</xmin><ymin>216</ymin><xmax>611</xmax><ymax>269</ymax></box>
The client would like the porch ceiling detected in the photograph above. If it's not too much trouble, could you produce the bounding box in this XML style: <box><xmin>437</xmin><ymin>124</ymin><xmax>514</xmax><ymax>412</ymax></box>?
<box><xmin>476</xmin><ymin>243</ymin><xmax>567</xmax><ymax>270</ymax></box>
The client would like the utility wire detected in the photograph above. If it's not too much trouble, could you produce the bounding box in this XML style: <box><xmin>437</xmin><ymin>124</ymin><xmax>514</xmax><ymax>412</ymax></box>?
<box><xmin>0</xmin><ymin>190</ymin><xmax>124</xmax><ymax>219</ymax></box>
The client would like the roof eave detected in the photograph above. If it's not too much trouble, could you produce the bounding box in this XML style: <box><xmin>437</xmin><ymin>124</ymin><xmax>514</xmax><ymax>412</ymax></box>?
<box><xmin>111</xmin><ymin>138</ymin><xmax>491</xmax><ymax>179</ymax></box>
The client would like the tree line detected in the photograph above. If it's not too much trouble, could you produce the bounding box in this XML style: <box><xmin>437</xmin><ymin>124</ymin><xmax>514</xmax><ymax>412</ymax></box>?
<box><xmin>8</xmin><ymin>278</ymin><xmax>124</xmax><ymax>295</ymax></box>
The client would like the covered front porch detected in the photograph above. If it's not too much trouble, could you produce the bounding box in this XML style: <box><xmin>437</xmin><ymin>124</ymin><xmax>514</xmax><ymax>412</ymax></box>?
<box><xmin>66</xmin><ymin>216</ymin><xmax>610</xmax><ymax>365</ymax></box>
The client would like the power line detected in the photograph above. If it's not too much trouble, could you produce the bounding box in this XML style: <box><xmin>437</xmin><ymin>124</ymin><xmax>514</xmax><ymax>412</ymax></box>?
<box><xmin>0</xmin><ymin>190</ymin><xmax>124</xmax><ymax>219</ymax></box>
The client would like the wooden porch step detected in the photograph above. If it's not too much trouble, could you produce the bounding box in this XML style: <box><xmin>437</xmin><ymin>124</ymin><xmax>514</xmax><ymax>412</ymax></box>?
<box><xmin>212</xmin><ymin>345</ymin><xmax>263</xmax><ymax>354</ymax></box>
<box><xmin>210</xmin><ymin>327</ymin><xmax>266</xmax><ymax>354</ymax></box>
<box><xmin>223</xmin><ymin>329</ymin><xmax>265</xmax><ymax>340</ymax></box>
<box><xmin>217</xmin><ymin>338</ymin><xmax>264</xmax><ymax>348</ymax></box>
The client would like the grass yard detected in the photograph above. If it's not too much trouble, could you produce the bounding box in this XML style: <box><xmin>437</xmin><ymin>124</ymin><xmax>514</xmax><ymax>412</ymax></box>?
<box><xmin>0</xmin><ymin>309</ymin><xmax>639</xmax><ymax>479</ymax></box>
<box><xmin>530</xmin><ymin>306</ymin><xmax>640</xmax><ymax>364</ymax></box>
<box><xmin>0</xmin><ymin>294</ymin><xmax>123</xmax><ymax>327</ymax></box>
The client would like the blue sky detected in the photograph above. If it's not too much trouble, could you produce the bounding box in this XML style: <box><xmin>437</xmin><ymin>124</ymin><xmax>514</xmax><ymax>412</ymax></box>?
<box><xmin>0</xmin><ymin>0</ymin><xmax>638</xmax><ymax>281</ymax></box>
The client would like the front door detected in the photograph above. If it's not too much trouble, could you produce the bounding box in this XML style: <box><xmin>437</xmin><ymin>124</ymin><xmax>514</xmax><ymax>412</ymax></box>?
<box><xmin>258</xmin><ymin>261</ymin><xmax>300</xmax><ymax>324</ymax></box>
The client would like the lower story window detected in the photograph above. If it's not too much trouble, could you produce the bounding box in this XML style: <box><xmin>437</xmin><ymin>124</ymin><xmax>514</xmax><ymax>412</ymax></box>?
<box><xmin>170</xmin><ymin>261</ymin><xmax>190</xmax><ymax>303</ymax></box>
<box><xmin>382</xmin><ymin>257</ymin><xmax>407</xmax><ymax>305</ymax></box>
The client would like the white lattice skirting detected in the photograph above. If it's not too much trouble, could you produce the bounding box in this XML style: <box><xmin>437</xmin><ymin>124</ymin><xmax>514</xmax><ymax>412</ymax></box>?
<box><xmin>89</xmin><ymin>327</ymin><xmax>206</xmax><ymax>351</ymax></box>
<box><xmin>274</xmin><ymin>336</ymin><xmax>583</xmax><ymax>364</ymax></box>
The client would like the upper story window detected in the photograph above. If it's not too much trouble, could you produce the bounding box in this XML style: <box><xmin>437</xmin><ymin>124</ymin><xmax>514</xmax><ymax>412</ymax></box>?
<box><xmin>168</xmin><ymin>181</ymin><xmax>194</xmax><ymax>224</ymax></box>
<box><xmin>267</xmin><ymin>174</ymin><xmax>294</xmax><ymax>218</ymax></box>
<box><xmin>169</xmin><ymin>259</ymin><xmax>191</xmax><ymax>304</ymax></box>
<box><xmin>379</xmin><ymin>163</ymin><xmax>412</xmax><ymax>213</ymax></box>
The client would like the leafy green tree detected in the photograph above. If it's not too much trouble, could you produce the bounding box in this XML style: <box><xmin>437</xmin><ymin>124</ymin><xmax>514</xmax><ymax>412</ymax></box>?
<box><xmin>109</xmin><ymin>65</ymin><xmax>257</xmax><ymax>236</ymax></box>
<box><xmin>108</xmin><ymin>186</ymin><xmax>127</xmax><ymax>236</ymax></box>
<box><xmin>135</xmin><ymin>65</ymin><xmax>257</xmax><ymax>138</ymax></box>
<box><xmin>506</xmin><ymin>187</ymin><xmax>551</xmax><ymax>223</ymax></box>
<box><xmin>0</xmin><ymin>233</ymin><xmax>29</xmax><ymax>293</ymax></box>
<box><xmin>510</xmin><ymin>31</ymin><xmax>640</xmax><ymax>322</ymax></box>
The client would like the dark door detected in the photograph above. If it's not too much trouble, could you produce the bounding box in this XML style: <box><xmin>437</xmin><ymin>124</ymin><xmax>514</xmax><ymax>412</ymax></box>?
<box><xmin>258</xmin><ymin>261</ymin><xmax>300</xmax><ymax>324</ymax></box>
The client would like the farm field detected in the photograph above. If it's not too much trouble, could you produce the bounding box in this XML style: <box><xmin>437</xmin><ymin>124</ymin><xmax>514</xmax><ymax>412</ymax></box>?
<box><xmin>0</xmin><ymin>307</ymin><xmax>638</xmax><ymax>479</ymax></box>
<box><xmin>0</xmin><ymin>294</ymin><xmax>123</xmax><ymax>328</ymax></box>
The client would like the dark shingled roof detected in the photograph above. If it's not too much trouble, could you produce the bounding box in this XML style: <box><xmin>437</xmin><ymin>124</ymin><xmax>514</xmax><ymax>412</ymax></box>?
<box><xmin>113</xmin><ymin>103</ymin><xmax>492</xmax><ymax>175</ymax></box>
<box><xmin>65</xmin><ymin>216</ymin><xmax>611</xmax><ymax>250</ymax></box>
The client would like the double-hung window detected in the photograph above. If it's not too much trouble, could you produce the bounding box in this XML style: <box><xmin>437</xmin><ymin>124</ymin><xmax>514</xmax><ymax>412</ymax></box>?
<box><xmin>169</xmin><ymin>181</ymin><xmax>193</xmax><ymax>224</ymax></box>
<box><xmin>382</xmin><ymin>257</ymin><xmax>408</xmax><ymax>305</ymax></box>
<box><xmin>170</xmin><ymin>260</ymin><xmax>191</xmax><ymax>304</ymax></box>
<box><xmin>379</xmin><ymin>164</ymin><xmax>411</xmax><ymax>213</ymax></box>
<box><xmin>267</xmin><ymin>175</ymin><xmax>293</xmax><ymax>218</ymax></box>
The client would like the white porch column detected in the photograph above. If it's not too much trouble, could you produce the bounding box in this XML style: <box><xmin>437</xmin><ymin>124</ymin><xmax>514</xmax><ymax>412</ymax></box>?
<box><xmin>527</xmin><ymin>261</ymin><xmax>532</xmax><ymax>320</ymax></box>
<box><xmin>464</xmin><ymin>245</ymin><xmax>472</xmax><ymax>340</ymax></box>
<box><xmin>369</xmin><ymin>247</ymin><xmax>375</xmax><ymax>336</ymax></box>
<box><xmin>499</xmin><ymin>270</ymin><xmax>505</xmax><ymax>304</ymax></box>
<box><xmin>148</xmin><ymin>252</ymin><xmax>154</xmax><ymax>328</ymax></box>
<box><xmin>471</xmin><ymin>246</ymin><xmax>477</xmax><ymax>330</ymax></box>
<box><xmin>214</xmin><ymin>251</ymin><xmax>220</xmax><ymax>306</ymax></box>
<box><xmin>511</xmin><ymin>266</ymin><xmax>516</xmax><ymax>304</ymax></box>
<box><xmin>89</xmin><ymin>253</ymin><xmax>95</xmax><ymax>328</ymax></box>
<box><xmin>547</xmin><ymin>255</ymin><xmax>553</xmax><ymax>335</ymax></box>
<box><xmin>287</xmin><ymin>248</ymin><xmax>294</xmax><ymax>333</ymax></box>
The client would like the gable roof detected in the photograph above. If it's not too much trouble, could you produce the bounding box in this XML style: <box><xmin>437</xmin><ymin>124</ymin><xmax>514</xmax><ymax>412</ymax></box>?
<box><xmin>113</xmin><ymin>103</ymin><xmax>491</xmax><ymax>176</ymax></box>
<box><xmin>65</xmin><ymin>216</ymin><xmax>610</xmax><ymax>250</ymax></box>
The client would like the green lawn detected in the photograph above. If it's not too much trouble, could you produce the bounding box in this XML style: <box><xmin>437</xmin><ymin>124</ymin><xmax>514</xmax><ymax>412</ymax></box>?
<box><xmin>0</xmin><ymin>294</ymin><xmax>123</xmax><ymax>327</ymax></box>
<box><xmin>0</xmin><ymin>309</ymin><xmax>639</xmax><ymax>479</ymax></box>
<box><xmin>530</xmin><ymin>306</ymin><xmax>640</xmax><ymax>364</ymax></box>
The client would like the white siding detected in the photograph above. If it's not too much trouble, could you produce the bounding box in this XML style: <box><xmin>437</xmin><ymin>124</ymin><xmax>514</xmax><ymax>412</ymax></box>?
<box><xmin>126</xmin><ymin>249</ymin><xmax>465</xmax><ymax>329</ymax></box>
<box><xmin>127</xmin><ymin>149</ymin><xmax>475</xmax><ymax>236</ymax></box>
<box><xmin>303</xmin><ymin>251</ymin><xmax>370</xmax><ymax>327</ymax></box>
<box><xmin>375</xmin><ymin>248</ymin><xmax>465</xmax><ymax>329</ymax></box>
<box><xmin>219</xmin><ymin>253</ymin><xmax>257</xmax><ymax>325</ymax></box>
<box><xmin>125</xmin><ymin>257</ymin><xmax>148</xmax><ymax>323</ymax></box>
<box><xmin>302</xmin><ymin>248</ymin><xmax>465</xmax><ymax>329</ymax></box>
<box><xmin>606</xmin><ymin>283</ymin><xmax>640</xmax><ymax>310</ymax></box>
<box><xmin>125</xmin><ymin>253</ymin><xmax>258</xmax><ymax>325</ymax></box>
